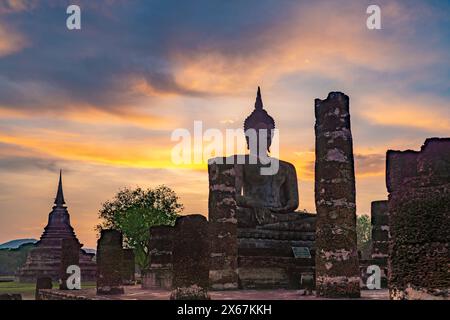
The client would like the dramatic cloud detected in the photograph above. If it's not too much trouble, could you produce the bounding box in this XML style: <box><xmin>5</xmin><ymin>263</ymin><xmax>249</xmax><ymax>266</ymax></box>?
<box><xmin>0</xmin><ymin>0</ymin><xmax>447</xmax><ymax>113</ymax></box>
<box><xmin>0</xmin><ymin>0</ymin><xmax>448</xmax><ymax>246</ymax></box>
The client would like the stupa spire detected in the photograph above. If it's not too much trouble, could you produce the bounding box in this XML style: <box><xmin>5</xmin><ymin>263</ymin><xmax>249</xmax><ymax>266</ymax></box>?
<box><xmin>255</xmin><ymin>86</ymin><xmax>263</xmax><ymax>110</ymax></box>
<box><xmin>54</xmin><ymin>169</ymin><xmax>65</xmax><ymax>207</ymax></box>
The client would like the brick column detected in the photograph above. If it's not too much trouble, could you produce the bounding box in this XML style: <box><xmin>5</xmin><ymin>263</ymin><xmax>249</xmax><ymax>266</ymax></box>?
<box><xmin>142</xmin><ymin>225</ymin><xmax>174</xmax><ymax>290</ymax></box>
<box><xmin>170</xmin><ymin>215</ymin><xmax>210</xmax><ymax>300</ymax></box>
<box><xmin>314</xmin><ymin>92</ymin><xmax>360</xmax><ymax>298</ymax></box>
<box><xmin>370</xmin><ymin>200</ymin><xmax>389</xmax><ymax>288</ymax></box>
<box><xmin>208</xmin><ymin>158</ymin><xmax>239</xmax><ymax>290</ymax></box>
<box><xmin>59</xmin><ymin>238</ymin><xmax>80</xmax><ymax>290</ymax></box>
<box><xmin>35</xmin><ymin>277</ymin><xmax>52</xmax><ymax>300</ymax></box>
<box><xmin>96</xmin><ymin>229</ymin><xmax>124</xmax><ymax>295</ymax></box>
<box><xmin>122</xmin><ymin>249</ymin><xmax>135</xmax><ymax>285</ymax></box>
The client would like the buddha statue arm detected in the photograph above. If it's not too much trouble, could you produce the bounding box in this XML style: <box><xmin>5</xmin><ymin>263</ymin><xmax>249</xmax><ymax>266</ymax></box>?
<box><xmin>235</xmin><ymin>164</ymin><xmax>248</xmax><ymax>207</ymax></box>
<box><xmin>235</xmin><ymin>163</ymin><xmax>266</xmax><ymax>209</ymax></box>
<box><xmin>269</xmin><ymin>163</ymin><xmax>299</xmax><ymax>213</ymax></box>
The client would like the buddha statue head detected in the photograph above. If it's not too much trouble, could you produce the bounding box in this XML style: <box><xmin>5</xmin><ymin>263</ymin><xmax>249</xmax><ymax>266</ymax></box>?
<box><xmin>244</xmin><ymin>87</ymin><xmax>275</xmax><ymax>155</ymax></box>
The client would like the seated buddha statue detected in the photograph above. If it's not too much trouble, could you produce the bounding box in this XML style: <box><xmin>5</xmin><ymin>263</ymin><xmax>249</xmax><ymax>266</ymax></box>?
<box><xmin>235</xmin><ymin>87</ymin><xmax>307</xmax><ymax>229</ymax></box>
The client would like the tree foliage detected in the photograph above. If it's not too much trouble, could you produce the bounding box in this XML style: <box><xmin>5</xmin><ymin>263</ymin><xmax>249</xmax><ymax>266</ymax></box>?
<box><xmin>356</xmin><ymin>214</ymin><xmax>372</xmax><ymax>257</ymax></box>
<box><xmin>96</xmin><ymin>186</ymin><xmax>183</xmax><ymax>271</ymax></box>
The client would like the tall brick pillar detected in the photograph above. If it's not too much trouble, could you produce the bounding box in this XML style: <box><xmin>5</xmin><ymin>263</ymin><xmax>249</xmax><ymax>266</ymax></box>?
<box><xmin>370</xmin><ymin>200</ymin><xmax>389</xmax><ymax>288</ymax></box>
<box><xmin>208</xmin><ymin>158</ymin><xmax>239</xmax><ymax>290</ymax></box>
<box><xmin>96</xmin><ymin>229</ymin><xmax>124</xmax><ymax>295</ymax></box>
<box><xmin>387</xmin><ymin>138</ymin><xmax>450</xmax><ymax>300</ymax></box>
<box><xmin>170</xmin><ymin>215</ymin><xmax>210</xmax><ymax>300</ymax></box>
<box><xmin>59</xmin><ymin>238</ymin><xmax>80</xmax><ymax>290</ymax></box>
<box><xmin>314</xmin><ymin>92</ymin><xmax>360</xmax><ymax>298</ymax></box>
<box><xmin>142</xmin><ymin>225</ymin><xmax>174</xmax><ymax>290</ymax></box>
<box><xmin>122</xmin><ymin>249</ymin><xmax>135</xmax><ymax>285</ymax></box>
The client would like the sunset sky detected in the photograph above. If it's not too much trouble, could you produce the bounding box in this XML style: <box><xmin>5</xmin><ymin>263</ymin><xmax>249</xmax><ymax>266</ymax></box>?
<box><xmin>0</xmin><ymin>0</ymin><xmax>449</xmax><ymax>248</ymax></box>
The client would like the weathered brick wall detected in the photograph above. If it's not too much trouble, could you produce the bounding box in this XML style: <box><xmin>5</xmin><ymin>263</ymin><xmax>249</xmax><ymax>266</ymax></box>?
<box><xmin>170</xmin><ymin>215</ymin><xmax>210</xmax><ymax>300</ymax></box>
<box><xmin>96</xmin><ymin>229</ymin><xmax>124</xmax><ymax>295</ymax></box>
<box><xmin>35</xmin><ymin>276</ymin><xmax>52</xmax><ymax>300</ymax></box>
<box><xmin>386</xmin><ymin>138</ymin><xmax>450</xmax><ymax>300</ymax></box>
<box><xmin>314</xmin><ymin>92</ymin><xmax>360</xmax><ymax>298</ymax></box>
<box><xmin>237</xmin><ymin>216</ymin><xmax>316</xmax><ymax>290</ymax></box>
<box><xmin>142</xmin><ymin>225</ymin><xmax>174</xmax><ymax>290</ymax></box>
<box><xmin>59</xmin><ymin>238</ymin><xmax>80</xmax><ymax>290</ymax></box>
<box><xmin>122</xmin><ymin>249</ymin><xmax>135</xmax><ymax>285</ymax></box>
<box><xmin>37</xmin><ymin>289</ymin><xmax>93</xmax><ymax>300</ymax></box>
<box><xmin>370</xmin><ymin>200</ymin><xmax>389</xmax><ymax>288</ymax></box>
<box><xmin>208</xmin><ymin>158</ymin><xmax>239</xmax><ymax>290</ymax></box>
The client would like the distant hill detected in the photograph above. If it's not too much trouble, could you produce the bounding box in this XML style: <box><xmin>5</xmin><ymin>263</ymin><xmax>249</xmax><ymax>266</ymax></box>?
<box><xmin>0</xmin><ymin>242</ymin><xmax>36</xmax><ymax>276</ymax></box>
<box><xmin>0</xmin><ymin>239</ymin><xmax>37</xmax><ymax>250</ymax></box>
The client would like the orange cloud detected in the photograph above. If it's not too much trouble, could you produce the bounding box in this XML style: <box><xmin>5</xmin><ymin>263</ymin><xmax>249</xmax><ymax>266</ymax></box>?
<box><xmin>0</xmin><ymin>131</ymin><xmax>169</xmax><ymax>167</ymax></box>
<box><xmin>65</xmin><ymin>105</ymin><xmax>173</xmax><ymax>129</ymax></box>
<box><xmin>292</xmin><ymin>149</ymin><xmax>386</xmax><ymax>181</ymax></box>
<box><xmin>0</xmin><ymin>24</ymin><xmax>27</xmax><ymax>56</ymax></box>
<box><xmin>0</xmin><ymin>103</ymin><xmax>175</xmax><ymax>129</ymax></box>
<box><xmin>359</xmin><ymin>95</ymin><xmax>450</xmax><ymax>131</ymax></box>
<box><xmin>0</xmin><ymin>0</ymin><xmax>36</xmax><ymax>14</ymax></box>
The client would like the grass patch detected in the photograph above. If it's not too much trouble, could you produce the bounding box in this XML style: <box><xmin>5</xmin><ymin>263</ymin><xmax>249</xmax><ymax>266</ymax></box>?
<box><xmin>0</xmin><ymin>281</ymin><xmax>96</xmax><ymax>300</ymax></box>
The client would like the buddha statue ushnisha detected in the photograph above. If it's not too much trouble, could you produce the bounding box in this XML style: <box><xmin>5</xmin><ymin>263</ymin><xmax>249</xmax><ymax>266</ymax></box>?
<box><xmin>236</xmin><ymin>87</ymin><xmax>303</xmax><ymax>228</ymax></box>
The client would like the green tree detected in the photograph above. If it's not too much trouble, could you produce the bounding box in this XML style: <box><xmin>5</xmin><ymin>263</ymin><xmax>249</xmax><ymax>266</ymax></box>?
<box><xmin>96</xmin><ymin>186</ymin><xmax>183</xmax><ymax>272</ymax></box>
<box><xmin>356</xmin><ymin>214</ymin><xmax>372</xmax><ymax>257</ymax></box>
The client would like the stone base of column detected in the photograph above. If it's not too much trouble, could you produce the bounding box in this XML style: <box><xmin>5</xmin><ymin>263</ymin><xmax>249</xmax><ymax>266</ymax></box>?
<box><xmin>96</xmin><ymin>286</ymin><xmax>125</xmax><ymax>295</ymax></box>
<box><xmin>316</xmin><ymin>276</ymin><xmax>361</xmax><ymax>298</ymax></box>
<box><xmin>142</xmin><ymin>269</ymin><xmax>173</xmax><ymax>290</ymax></box>
<box><xmin>170</xmin><ymin>285</ymin><xmax>211</xmax><ymax>300</ymax></box>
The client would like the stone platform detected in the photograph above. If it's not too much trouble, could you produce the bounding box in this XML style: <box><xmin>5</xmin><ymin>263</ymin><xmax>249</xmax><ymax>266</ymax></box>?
<box><xmin>38</xmin><ymin>285</ymin><xmax>389</xmax><ymax>300</ymax></box>
<box><xmin>237</xmin><ymin>214</ymin><xmax>316</xmax><ymax>289</ymax></box>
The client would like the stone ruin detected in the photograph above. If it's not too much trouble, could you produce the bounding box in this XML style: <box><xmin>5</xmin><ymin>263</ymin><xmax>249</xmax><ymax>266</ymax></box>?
<box><xmin>0</xmin><ymin>294</ymin><xmax>22</xmax><ymax>300</ymax></box>
<box><xmin>170</xmin><ymin>215</ymin><xmax>210</xmax><ymax>300</ymax></box>
<box><xmin>35</xmin><ymin>276</ymin><xmax>52</xmax><ymax>300</ymax></box>
<box><xmin>358</xmin><ymin>200</ymin><xmax>389</xmax><ymax>290</ymax></box>
<box><xmin>314</xmin><ymin>92</ymin><xmax>360</xmax><ymax>298</ymax></box>
<box><xmin>96</xmin><ymin>229</ymin><xmax>124</xmax><ymax>295</ymax></box>
<box><xmin>122</xmin><ymin>249</ymin><xmax>136</xmax><ymax>285</ymax></box>
<box><xmin>208</xmin><ymin>161</ymin><xmax>239</xmax><ymax>290</ymax></box>
<box><xmin>142</xmin><ymin>225</ymin><xmax>174</xmax><ymax>290</ymax></box>
<box><xmin>386</xmin><ymin>138</ymin><xmax>450</xmax><ymax>300</ymax></box>
<box><xmin>59</xmin><ymin>238</ymin><xmax>80</xmax><ymax>290</ymax></box>
<box><xmin>207</xmin><ymin>159</ymin><xmax>316</xmax><ymax>290</ymax></box>
<box><xmin>17</xmin><ymin>171</ymin><xmax>96</xmax><ymax>282</ymax></box>
<box><xmin>104</xmin><ymin>90</ymin><xmax>448</xmax><ymax>300</ymax></box>
<box><xmin>370</xmin><ymin>200</ymin><xmax>389</xmax><ymax>288</ymax></box>
<box><xmin>207</xmin><ymin>89</ymin><xmax>317</xmax><ymax>290</ymax></box>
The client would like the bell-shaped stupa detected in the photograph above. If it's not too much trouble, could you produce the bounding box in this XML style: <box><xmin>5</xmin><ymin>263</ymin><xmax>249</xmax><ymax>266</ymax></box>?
<box><xmin>17</xmin><ymin>171</ymin><xmax>96</xmax><ymax>282</ymax></box>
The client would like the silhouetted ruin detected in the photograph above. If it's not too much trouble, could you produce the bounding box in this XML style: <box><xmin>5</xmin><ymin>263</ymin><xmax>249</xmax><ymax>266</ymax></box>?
<box><xmin>314</xmin><ymin>92</ymin><xmax>360</xmax><ymax>298</ymax></box>
<box><xmin>96</xmin><ymin>230</ymin><xmax>124</xmax><ymax>295</ymax></box>
<box><xmin>17</xmin><ymin>171</ymin><xmax>96</xmax><ymax>282</ymax></box>
<box><xmin>387</xmin><ymin>138</ymin><xmax>450</xmax><ymax>300</ymax></box>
